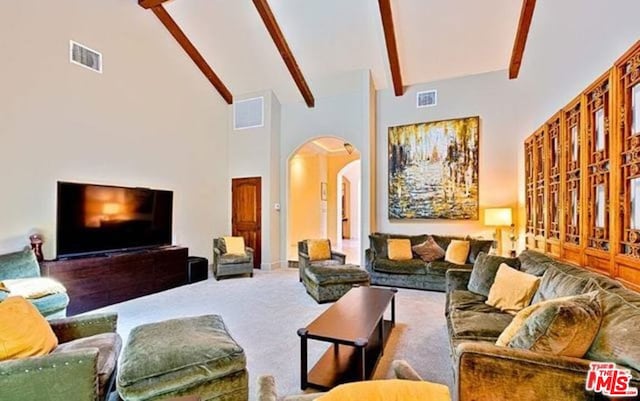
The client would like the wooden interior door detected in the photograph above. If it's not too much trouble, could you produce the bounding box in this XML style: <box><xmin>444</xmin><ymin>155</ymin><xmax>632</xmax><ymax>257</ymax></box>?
<box><xmin>232</xmin><ymin>177</ymin><xmax>261</xmax><ymax>269</ymax></box>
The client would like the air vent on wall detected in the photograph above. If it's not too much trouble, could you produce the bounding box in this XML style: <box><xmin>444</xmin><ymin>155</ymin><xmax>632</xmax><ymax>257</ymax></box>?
<box><xmin>417</xmin><ymin>90</ymin><xmax>437</xmax><ymax>108</ymax></box>
<box><xmin>69</xmin><ymin>40</ymin><xmax>102</xmax><ymax>73</ymax></box>
<box><xmin>234</xmin><ymin>97</ymin><xmax>264</xmax><ymax>130</ymax></box>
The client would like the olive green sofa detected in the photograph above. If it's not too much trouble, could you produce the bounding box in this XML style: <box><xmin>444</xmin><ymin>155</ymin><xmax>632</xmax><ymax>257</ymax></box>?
<box><xmin>446</xmin><ymin>250</ymin><xmax>640</xmax><ymax>401</ymax></box>
<box><xmin>365</xmin><ymin>233</ymin><xmax>492</xmax><ymax>292</ymax></box>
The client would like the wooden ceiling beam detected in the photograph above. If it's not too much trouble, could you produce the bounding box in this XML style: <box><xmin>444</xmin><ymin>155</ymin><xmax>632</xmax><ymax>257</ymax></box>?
<box><xmin>252</xmin><ymin>0</ymin><xmax>315</xmax><ymax>108</ymax></box>
<box><xmin>146</xmin><ymin>5</ymin><xmax>233</xmax><ymax>104</ymax></box>
<box><xmin>509</xmin><ymin>0</ymin><xmax>536</xmax><ymax>79</ymax></box>
<box><xmin>378</xmin><ymin>0</ymin><xmax>403</xmax><ymax>96</ymax></box>
<box><xmin>139</xmin><ymin>0</ymin><xmax>171</xmax><ymax>10</ymax></box>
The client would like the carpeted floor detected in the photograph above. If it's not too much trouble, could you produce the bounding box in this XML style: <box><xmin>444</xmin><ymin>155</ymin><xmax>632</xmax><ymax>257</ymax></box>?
<box><xmin>94</xmin><ymin>268</ymin><xmax>453</xmax><ymax>400</ymax></box>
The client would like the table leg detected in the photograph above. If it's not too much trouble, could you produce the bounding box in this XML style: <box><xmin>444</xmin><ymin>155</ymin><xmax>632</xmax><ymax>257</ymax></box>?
<box><xmin>355</xmin><ymin>338</ymin><xmax>368</xmax><ymax>381</ymax></box>
<box><xmin>391</xmin><ymin>288</ymin><xmax>398</xmax><ymax>326</ymax></box>
<box><xmin>379</xmin><ymin>321</ymin><xmax>384</xmax><ymax>354</ymax></box>
<box><xmin>297</xmin><ymin>328</ymin><xmax>309</xmax><ymax>389</ymax></box>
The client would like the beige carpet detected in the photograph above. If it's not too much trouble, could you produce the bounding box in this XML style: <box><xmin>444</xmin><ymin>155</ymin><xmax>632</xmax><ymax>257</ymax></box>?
<box><xmin>94</xmin><ymin>268</ymin><xmax>454</xmax><ymax>400</ymax></box>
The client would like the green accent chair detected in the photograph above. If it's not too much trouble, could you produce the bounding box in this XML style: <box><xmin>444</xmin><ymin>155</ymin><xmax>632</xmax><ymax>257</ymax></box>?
<box><xmin>297</xmin><ymin>240</ymin><xmax>346</xmax><ymax>282</ymax></box>
<box><xmin>212</xmin><ymin>238</ymin><xmax>254</xmax><ymax>280</ymax></box>
<box><xmin>0</xmin><ymin>312</ymin><xmax>122</xmax><ymax>401</ymax></box>
<box><xmin>0</xmin><ymin>249</ymin><xmax>69</xmax><ymax>319</ymax></box>
<box><xmin>298</xmin><ymin>240</ymin><xmax>369</xmax><ymax>303</ymax></box>
<box><xmin>117</xmin><ymin>315</ymin><xmax>248</xmax><ymax>401</ymax></box>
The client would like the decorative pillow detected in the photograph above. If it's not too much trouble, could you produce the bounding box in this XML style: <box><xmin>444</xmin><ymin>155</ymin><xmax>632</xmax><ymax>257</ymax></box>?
<box><xmin>486</xmin><ymin>264</ymin><xmax>541</xmax><ymax>314</ymax></box>
<box><xmin>412</xmin><ymin>236</ymin><xmax>445</xmax><ymax>262</ymax></box>
<box><xmin>444</xmin><ymin>240</ymin><xmax>470</xmax><ymax>265</ymax></box>
<box><xmin>223</xmin><ymin>236</ymin><xmax>246</xmax><ymax>256</ymax></box>
<box><xmin>586</xmin><ymin>289</ymin><xmax>640</xmax><ymax>371</ymax></box>
<box><xmin>467</xmin><ymin>239</ymin><xmax>495</xmax><ymax>264</ymax></box>
<box><xmin>497</xmin><ymin>291</ymin><xmax>602</xmax><ymax>358</ymax></box>
<box><xmin>387</xmin><ymin>239</ymin><xmax>413</xmax><ymax>261</ymax></box>
<box><xmin>0</xmin><ymin>278</ymin><xmax>66</xmax><ymax>299</ymax></box>
<box><xmin>531</xmin><ymin>266</ymin><xmax>593</xmax><ymax>304</ymax></box>
<box><xmin>468</xmin><ymin>252</ymin><xmax>521</xmax><ymax>297</ymax></box>
<box><xmin>307</xmin><ymin>239</ymin><xmax>331</xmax><ymax>261</ymax></box>
<box><xmin>0</xmin><ymin>296</ymin><xmax>58</xmax><ymax>361</ymax></box>
<box><xmin>315</xmin><ymin>379</ymin><xmax>450</xmax><ymax>401</ymax></box>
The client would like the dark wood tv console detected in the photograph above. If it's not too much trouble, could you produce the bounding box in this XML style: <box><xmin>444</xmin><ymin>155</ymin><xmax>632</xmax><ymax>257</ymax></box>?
<box><xmin>40</xmin><ymin>246</ymin><xmax>188</xmax><ymax>315</ymax></box>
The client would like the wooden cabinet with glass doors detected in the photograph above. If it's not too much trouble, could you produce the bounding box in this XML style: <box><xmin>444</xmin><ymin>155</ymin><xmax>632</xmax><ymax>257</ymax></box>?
<box><xmin>524</xmin><ymin>40</ymin><xmax>640</xmax><ymax>291</ymax></box>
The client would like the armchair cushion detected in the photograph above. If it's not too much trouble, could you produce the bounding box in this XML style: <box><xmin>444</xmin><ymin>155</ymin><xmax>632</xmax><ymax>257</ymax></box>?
<box><xmin>0</xmin><ymin>296</ymin><xmax>58</xmax><ymax>361</ymax></box>
<box><xmin>306</xmin><ymin>265</ymin><xmax>370</xmax><ymax>285</ymax></box>
<box><xmin>219</xmin><ymin>254</ymin><xmax>252</xmax><ymax>265</ymax></box>
<box><xmin>0</xmin><ymin>277</ymin><xmax>66</xmax><ymax>299</ymax></box>
<box><xmin>0</xmin><ymin>249</ymin><xmax>41</xmax><ymax>280</ymax></box>
<box><xmin>53</xmin><ymin>332</ymin><xmax>122</xmax><ymax>399</ymax></box>
<box><xmin>309</xmin><ymin>259</ymin><xmax>342</xmax><ymax>268</ymax></box>
<box><xmin>308</xmin><ymin>239</ymin><xmax>331</xmax><ymax>261</ymax></box>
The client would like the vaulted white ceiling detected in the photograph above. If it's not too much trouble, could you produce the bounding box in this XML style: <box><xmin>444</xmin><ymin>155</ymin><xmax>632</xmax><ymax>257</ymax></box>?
<box><xmin>164</xmin><ymin>0</ymin><xmax>522</xmax><ymax>103</ymax></box>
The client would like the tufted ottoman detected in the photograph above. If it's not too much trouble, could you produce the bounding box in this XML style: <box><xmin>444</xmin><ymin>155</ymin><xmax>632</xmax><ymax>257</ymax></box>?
<box><xmin>117</xmin><ymin>315</ymin><xmax>248</xmax><ymax>401</ymax></box>
<box><xmin>303</xmin><ymin>264</ymin><xmax>370</xmax><ymax>303</ymax></box>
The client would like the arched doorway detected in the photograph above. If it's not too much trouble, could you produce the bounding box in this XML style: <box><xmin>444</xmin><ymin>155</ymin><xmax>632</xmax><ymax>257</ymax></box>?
<box><xmin>337</xmin><ymin>160</ymin><xmax>361</xmax><ymax>262</ymax></box>
<box><xmin>287</xmin><ymin>137</ymin><xmax>361</xmax><ymax>263</ymax></box>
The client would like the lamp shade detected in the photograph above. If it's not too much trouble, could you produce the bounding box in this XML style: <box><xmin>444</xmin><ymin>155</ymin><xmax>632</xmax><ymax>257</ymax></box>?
<box><xmin>484</xmin><ymin>208</ymin><xmax>513</xmax><ymax>226</ymax></box>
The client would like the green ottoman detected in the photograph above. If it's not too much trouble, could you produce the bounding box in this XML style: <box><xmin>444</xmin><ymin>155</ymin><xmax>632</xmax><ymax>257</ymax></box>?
<box><xmin>117</xmin><ymin>315</ymin><xmax>248</xmax><ymax>401</ymax></box>
<box><xmin>303</xmin><ymin>264</ymin><xmax>370</xmax><ymax>303</ymax></box>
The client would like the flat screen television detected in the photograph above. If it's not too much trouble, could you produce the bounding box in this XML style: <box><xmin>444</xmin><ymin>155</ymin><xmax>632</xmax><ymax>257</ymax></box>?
<box><xmin>57</xmin><ymin>182</ymin><xmax>173</xmax><ymax>258</ymax></box>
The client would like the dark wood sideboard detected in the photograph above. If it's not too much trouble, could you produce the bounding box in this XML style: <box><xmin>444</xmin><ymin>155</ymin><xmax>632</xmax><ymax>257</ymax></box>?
<box><xmin>40</xmin><ymin>246</ymin><xmax>188</xmax><ymax>315</ymax></box>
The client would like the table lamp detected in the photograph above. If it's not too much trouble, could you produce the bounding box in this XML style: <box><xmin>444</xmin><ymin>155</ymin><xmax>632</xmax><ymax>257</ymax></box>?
<box><xmin>484</xmin><ymin>208</ymin><xmax>513</xmax><ymax>256</ymax></box>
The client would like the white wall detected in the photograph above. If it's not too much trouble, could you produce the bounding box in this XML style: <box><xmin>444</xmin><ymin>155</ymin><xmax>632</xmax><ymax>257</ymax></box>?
<box><xmin>280</xmin><ymin>70</ymin><xmax>375</xmax><ymax>261</ymax></box>
<box><xmin>228</xmin><ymin>91</ymin><xmax>282</xmax><ymax>268</ymax></box>
<box><xmin>376</xmin><ymin>71</ymin><xmax>522</xmax><ymax>238</ymax></box>
<box><xmin>0</xmin><ymin>0</ymin><xmax>229</xmax><ymax>259</ymax></box>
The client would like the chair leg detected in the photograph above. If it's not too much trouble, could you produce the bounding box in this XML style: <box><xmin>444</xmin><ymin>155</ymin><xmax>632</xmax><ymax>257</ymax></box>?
<box><xmin>250</xmin><ymin>272</ymin><xmax>254</xmax><ymax>278</ymax></box>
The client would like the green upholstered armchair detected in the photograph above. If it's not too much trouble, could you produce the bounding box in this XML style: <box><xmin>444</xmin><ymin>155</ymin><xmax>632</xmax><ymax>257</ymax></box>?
<box><xmin>212</xmin><ymin>238</ymin><xmax>254</xmax><ymax>280</ymax></box>
<box><xmin>257</xmin><ymin>360</ymin><xmax>427</xmax><ymax>401</ymax></box>
<box><xmin>0</xmin><ymin>312</ymin><xmax>121</xmax><ymax>401</ymax></box>
<box><xmin>0</xmin><ymin>249</ymin><xmax>69</xmax><ymax>319</ymax></box>
<box><xmin>297</xmin><ymin>240</ymin><xmax>346</xmax><ymax>282</ymax></box>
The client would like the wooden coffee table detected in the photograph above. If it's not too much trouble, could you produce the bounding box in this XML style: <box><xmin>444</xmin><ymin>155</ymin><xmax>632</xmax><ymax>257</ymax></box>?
<box><xmin>297</xmin><ymin>286</ymin><xmax>397</xmax><ymax>390</ymax></box>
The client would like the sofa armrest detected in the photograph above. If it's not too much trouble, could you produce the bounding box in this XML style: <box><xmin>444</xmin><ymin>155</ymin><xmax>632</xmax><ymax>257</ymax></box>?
<box><xmin>0</xmin><ymin>348</ymin><xmax>99</xmax><ymax>401</ymax></box>
<box><xmin>446</xmin><ymin>269</ymin><xmax>472</xmax><ymax>292</ymax></box>
<box><xmin>49</xmin><ymin>312</ymin><xmax>117</xmax><ymax>343</ymax></box>
<box><xmin>391</xmin><ymin>359</ymin><xmax>423</xmax><ymax>381</ymax></box>
<box><xmin>298</xmin><ymin>252</ymin><xmax>311</xmax><ymax>281</ymax></box>
<box><xmin>245</xmin><ymin>247</ymin><xmax>254</xmax><ymax>254</ymax></box>
<box><xmin>331</xmin><ymin>251</ymin><xmax>346</xmax><ymax>264</ymax></box>
<box><xmin>364</xmin><ymin>249</ymin><xmax>374</xmax><ymax>272</ymax></box>
<box><xmin>457</xmin><ymin>342</ymin><xmax>598</xmax><ymax>401</ymax></box>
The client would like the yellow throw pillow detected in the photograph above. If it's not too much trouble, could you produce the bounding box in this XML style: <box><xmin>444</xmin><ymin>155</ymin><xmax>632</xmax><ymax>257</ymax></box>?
<box><xmin>0</xmin><ymin>296</ymin><xmax>58</xmax><ymax>361</ymax></box>
<box><xmin>308</xmin><ymin>239</ymin><xmax>331</xmax><ymax>261</ymax></box>
<box><xmin>387</xmin><ymin>239</ymin><xmax>413</xmax><ymax>261</ymax></box>
<box><xmin>486</xmin><ymin>263</ymin><xmax>541</xmax><ymax>314</ymax></box>
<box><xmin>316</xmin><ymin>379</ymin><xmax>451</xmax><ymax>401</ymax></box>
<box><xmin>444</xmin><ymin>240</ymin><xmax>470</xmax><ymax>265</ymax></box>
<box><xmin>223</xmin><ymin>236</ymin><xmax>246</xmax><ymax>256</ymax></box>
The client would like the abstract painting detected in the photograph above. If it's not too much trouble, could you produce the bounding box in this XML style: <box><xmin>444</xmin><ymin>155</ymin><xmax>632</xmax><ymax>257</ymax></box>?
<box><xmin>388</xmin><ymin>116</ymin><xmax>479</xmax><ymax>220</ymax></box>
